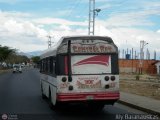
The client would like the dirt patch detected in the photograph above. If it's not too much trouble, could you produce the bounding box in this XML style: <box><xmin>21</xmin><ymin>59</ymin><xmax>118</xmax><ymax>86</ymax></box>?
<box><xmin>120</xmin><ymin>74</ymin><xmax>160</xmax><ymax>100</ymax></box>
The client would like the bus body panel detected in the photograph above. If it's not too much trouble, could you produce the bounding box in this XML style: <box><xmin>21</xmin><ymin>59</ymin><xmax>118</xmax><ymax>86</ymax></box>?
<box><xmin>57</xmin><ymin>75</ymin><xmax>119</xmax><ymax>92</ymax></box>
<box><xmin>40</xmin><ymin>73</ymin><xmax>57</xmax><ymax>105</ymax></box>
<box><xmin>56</xmin><ymin>75</ymin><xmax>119</xmax><ymax>102</ymax></box>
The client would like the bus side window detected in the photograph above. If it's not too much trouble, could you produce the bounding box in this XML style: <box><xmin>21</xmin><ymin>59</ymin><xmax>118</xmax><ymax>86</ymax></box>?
<box><xmin>47</xmin><ymin>57</ymin><xmax>50</xmax><ymax>74</ymax></box>
<box><xmin>52</xmin><ymin>61</ymin><xmax>55</xmax><ymax>76</ymax></box>
<box><xmin>56</xmin><ymin>55</ymin><xmax>65</xmax><ymax>75</ymax></box>
<box><xmin>43</xmin><ymin>59</ymin><xmax>45</xmax><ymax>72</ymax></box>
<box><xmin>39</xmin><ymin>60</ymin><xmax>41</xmax><ymax>72</ymax></box>
<box><xmin>50</xmin><ymin>56</ymin><xmax>53</xmax><ymax>74</ymax></box>
<box><xmin>55</xmin><ymin>62</ymin><xmax>57</xmax><ymax>75</ymax></box>
<box><xmin>111</xmin><ymin>54</ymin><xmax>119</xmax><ymax>74</ymax></box>
<box><xmin>52</xmin><ymin>57</ymin><xmax>56</xmax><ymax>77</ymax></box>
<box><xmin>45</xmin><ymin>58</ymin><xmax>47</xmax><ymax>73</ymax></box>
<box><xmin>41</xmin><ymin>59</ymin><xmax>45</xmax><ymax>72</ymax></box>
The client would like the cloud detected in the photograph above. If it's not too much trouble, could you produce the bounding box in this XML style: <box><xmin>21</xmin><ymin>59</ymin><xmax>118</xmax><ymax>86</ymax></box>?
<box><xmin>94</xmin><ymin>25</ymin><xmax>160</xmax><ymax>58</ymax></box>
<box><xmin>32</xmin><ymin>18</ymin><xmax>88</xmax><ymax>26</ymax></box>
<box><xmin>0</xmin><ymin>11</ymin><xmax>48</xmax><ymax>52</ymax></box>
<box><xmin>97</xmin><ymin>0</ymin><xmax>160</xmax><ymax>28</ymax></box>
<box><xmin>48</xmin><ymin>25</ymin><xmax>88</xmax><ymax>44</ymax></box>
<box><xmin>0</xmin><ymin>1</ymin><xmax>160</xmax><ymax>60</ymax></box>
<box><xmin>0</xmin><ymin>11</ymin><xmax>88</xmax><ymax>52</ymax></box>
<box><xmin>100</xmin><ymin>10</ymin><xmax>157</xmax><ymax>28</ymax></box>
<box><xmin>2</xmin><ymin>19</ymin><xmax>47</xmax><ymax>39</ymax></box>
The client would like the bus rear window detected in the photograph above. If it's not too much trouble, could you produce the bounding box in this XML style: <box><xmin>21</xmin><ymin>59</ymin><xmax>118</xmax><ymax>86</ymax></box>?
<box><xmin>71</xmin><ymin>55</ymin><xmax>111</xmax><ymax>74</ymax></box>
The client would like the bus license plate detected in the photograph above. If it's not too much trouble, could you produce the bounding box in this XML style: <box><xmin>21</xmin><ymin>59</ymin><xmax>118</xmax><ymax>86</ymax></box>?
<box><xmin>86</xmin><ymin>96</ymin><xmax>94</xmax><ymax>100</ymax></box>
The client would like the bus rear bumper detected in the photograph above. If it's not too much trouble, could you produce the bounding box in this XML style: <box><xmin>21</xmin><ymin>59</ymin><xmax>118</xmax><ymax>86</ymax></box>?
<box><xmin>57</xmin><ymin>92</ymin><xmax>119</xmax><ymax>102</ymax></box>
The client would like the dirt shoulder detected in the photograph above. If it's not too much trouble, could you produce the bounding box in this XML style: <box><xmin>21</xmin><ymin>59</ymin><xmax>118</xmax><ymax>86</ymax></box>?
<box><xmin>120</xmin><ymin>74</ymin><xmax>160</xmax><ymax>100</ymax></box>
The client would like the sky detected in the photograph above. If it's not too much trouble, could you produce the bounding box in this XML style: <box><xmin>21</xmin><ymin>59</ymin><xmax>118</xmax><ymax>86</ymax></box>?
<box><xmin>0</xmin><ymin>0</ymin><xmax>160</xmax><ymax>59</ymax></box>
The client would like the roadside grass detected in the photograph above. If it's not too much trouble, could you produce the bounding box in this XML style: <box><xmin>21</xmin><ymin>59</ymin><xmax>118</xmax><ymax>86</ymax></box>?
<box><xmin>120</xmin><ymin>73</ymin><xmax>160</xmax><ymax>100</ymax></box>
<box><xmin>0</xmin><ymin>68</ymin><xmax>12</xmax><ymax>74</ymax></box>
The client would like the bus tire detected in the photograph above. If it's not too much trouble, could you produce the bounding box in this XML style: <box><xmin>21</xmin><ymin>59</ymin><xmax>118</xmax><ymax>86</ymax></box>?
<box><xmin>49</xmin><ymin>90</ymin><xmax>54</xmax><ymax>110</ymax></box>
<box><xmin>41</xmin><ymin>85</ymin><xmax>46</xmax><ymax>99</ymax></box>
<box><xmin>42</xmin><ymin>93</ymin><xmax>46</xmax><ymax>99</ymax></box>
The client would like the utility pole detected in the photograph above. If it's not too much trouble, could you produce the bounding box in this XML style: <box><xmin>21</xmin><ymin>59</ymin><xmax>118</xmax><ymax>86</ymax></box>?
<box><xmin>47</xmin><ymin>35</ymin><xmax>53</xmax><ymax>48</ymax></box>
<box><xmin>88</xmin><ymin>0</ymin><xmax>101</xmax><ymax>35</ymax></box>
<box><xmin>154</xmin><ymin>51</ymin><xmax>156</xmax><ymax>60</ymax></box>
<box><xmin>139</xmin><ymin>40</ymin><xmax>148</xmax><ymax>74</ymax></box>
<box><xmin>146</xmin><ymin>48</ymin><xmax>150</xmax><ymax>60</ymax></box>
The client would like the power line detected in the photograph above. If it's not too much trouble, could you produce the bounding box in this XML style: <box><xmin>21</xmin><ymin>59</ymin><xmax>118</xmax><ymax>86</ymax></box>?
<box><xmin>65</xmin><ymin>0</ymin><xmax>83</xmax><ymax>18</ymax></box>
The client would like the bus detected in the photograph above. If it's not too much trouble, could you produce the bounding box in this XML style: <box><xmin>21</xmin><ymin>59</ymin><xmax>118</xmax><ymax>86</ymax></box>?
<box><xmin>40</xmin><ymin>36</ymin><xmax>119</xmax><ymax>110</ymax></box>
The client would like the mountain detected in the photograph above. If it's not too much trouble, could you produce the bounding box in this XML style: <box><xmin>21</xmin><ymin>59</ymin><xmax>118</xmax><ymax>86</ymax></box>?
<box><xmin>26</xmin><ymin>50</ymin><xmax>43</xmax><ymax>57</ymax></box>
<box><xmin>17</xmin><ymin>50</ymin><xmax>43</xmax><ymax>58</ymax></box>
<box><xmin>18</xmin><ymin>52</ymin><xmax>32</xmax><ymax>58</ymax></box>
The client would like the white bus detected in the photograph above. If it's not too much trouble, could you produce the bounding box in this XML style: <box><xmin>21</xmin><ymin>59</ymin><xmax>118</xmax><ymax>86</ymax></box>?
<box><xmin>40</xmin><ymin>36</ymin><xmax>119</xmax><ymax>110</ymax></box>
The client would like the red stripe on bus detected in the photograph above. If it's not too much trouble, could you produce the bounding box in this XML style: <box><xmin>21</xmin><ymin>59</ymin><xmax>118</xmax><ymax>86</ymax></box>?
<box><xmin>73</xmin><ymin>55</ymin><xmax>110</xmax><ymax>66</ymax></box>
<box><xmin>64</xmin><ymin>56</ymin><xmax>68</xmax><ymax>75</ymax></box>
<box><xmin>57</xmin><ymin>92</ymin><xmax>119</xmax><ymax>102</ymax></box>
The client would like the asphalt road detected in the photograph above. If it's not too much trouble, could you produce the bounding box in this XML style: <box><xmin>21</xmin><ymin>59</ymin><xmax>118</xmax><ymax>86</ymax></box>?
<box><xmin>0</xmin><ymin>68</ymin><xmax>146</xmax><ymax>120</ymax></box>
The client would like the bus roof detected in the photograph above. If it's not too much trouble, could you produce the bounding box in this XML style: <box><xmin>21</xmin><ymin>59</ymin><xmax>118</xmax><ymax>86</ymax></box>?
<box><xmin>60</xmin><ymin>35</ymin><xmax>113</xmax><ymax>43</ymax></box>
<box><xmin>40</xmin><ymin>36</ymin><xmax>115</xmax><ymax>59</ymax></box>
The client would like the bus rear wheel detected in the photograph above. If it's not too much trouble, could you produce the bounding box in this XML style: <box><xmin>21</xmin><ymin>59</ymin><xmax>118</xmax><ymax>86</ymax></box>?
<box><xmin>49</xmin><ymin>91</ymin><xmax>54</xmax><ymax>110</ymax></box>
<box><xmin>42</xmin><ymin>93</ymin><xmax>46</xmax><ymax>99</ymax></box>
<box><xmin>41</xmin><ymin>85</ymin><xmax>46</xmax><ymax>99</ymax></box>
<box><xmin>49</xmin><ymin>92</ymin><xmax>62</xmax><ymax>110</ymax></box>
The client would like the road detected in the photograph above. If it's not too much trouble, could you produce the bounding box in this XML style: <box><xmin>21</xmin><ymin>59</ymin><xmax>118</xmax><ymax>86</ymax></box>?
<box><xmin>0</xmin><ymin>68</ymin><xmax>146</xmax><ymax>120</ymax></box>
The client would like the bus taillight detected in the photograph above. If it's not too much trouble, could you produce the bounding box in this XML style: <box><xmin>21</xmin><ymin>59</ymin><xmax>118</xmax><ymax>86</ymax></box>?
<box><xmin>104</xmin><ymin>76</ymin><xmax>109</xmax><ymax>81</ymax></box>
<box><xmin>62</xmin><ymin>77</ymin><xmax>67</xmax><ymax>82</ymax></box>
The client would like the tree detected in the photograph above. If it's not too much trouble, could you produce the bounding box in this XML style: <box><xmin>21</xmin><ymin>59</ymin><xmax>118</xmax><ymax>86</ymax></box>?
<box><xmin>0</xmin><ymin>45</ymin><xmax>16</xmax><ymax>62</ymax></box>
<box><xmin>0</xmin><ymin>45</ymin><xmax>29</xmax><ymax>64</ymax></box>
<box><xmin>31</xmin><ymin>56</ymin><xmax>40</xmax><ymax>64</ymax></box>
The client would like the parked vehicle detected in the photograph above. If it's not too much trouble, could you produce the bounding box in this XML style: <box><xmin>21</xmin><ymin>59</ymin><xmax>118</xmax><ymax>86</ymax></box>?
<box><xmin>13</xmin><ymin>64</ymin><xmax>22</xmax><ymax>73</ymax></box>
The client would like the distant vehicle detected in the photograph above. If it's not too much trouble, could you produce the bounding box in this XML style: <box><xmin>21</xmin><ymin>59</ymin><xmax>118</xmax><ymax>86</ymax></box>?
<box><xmin>13</xmin><ymin>64</ymin><xmax>22</xmax><ymax>73</ymax></box>
<box><xmin>40</xmin><ymin>36</ymin><xmax>119</xmax><ymax>110</ymax></box>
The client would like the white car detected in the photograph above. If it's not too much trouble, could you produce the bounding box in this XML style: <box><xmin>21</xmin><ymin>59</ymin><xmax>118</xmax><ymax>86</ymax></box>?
<box><xmin>13</xmin><ymin>64</ymin><xmax>22</xmax><ymax>73</ymax></box>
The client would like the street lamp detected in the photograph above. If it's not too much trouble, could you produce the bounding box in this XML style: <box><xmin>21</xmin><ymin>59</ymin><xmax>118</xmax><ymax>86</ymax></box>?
<box><xmin>94</xmin><ymin>8</ymin><xmax>101</xmax><ymax>16</ymax></box>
